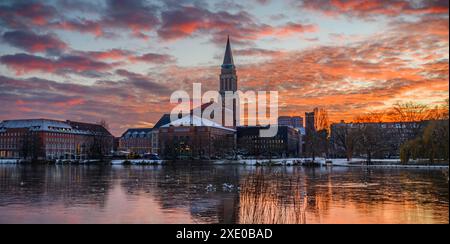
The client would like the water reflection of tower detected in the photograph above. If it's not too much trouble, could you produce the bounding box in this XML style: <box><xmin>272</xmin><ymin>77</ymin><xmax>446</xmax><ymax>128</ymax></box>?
<box><xmin>217</xmin><ymin>190</ymin><xmax>240</xmax><ymax>224</ymax></box>
<box><xmin>302</xmin><ymin>167</ymin><xmax>332</xmax><ymax>221</ymax></box>
<box><xmin>151</xmin><ymin>165</ymin><xmax>241</xmax><ymax>223</ymax></box>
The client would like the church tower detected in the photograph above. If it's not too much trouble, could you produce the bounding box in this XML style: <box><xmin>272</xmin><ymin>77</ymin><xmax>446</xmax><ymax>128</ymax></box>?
<box><xmin>219</xmin><ymin>36</ymin><xmax>238</xmax><ymax>127</ymax></box>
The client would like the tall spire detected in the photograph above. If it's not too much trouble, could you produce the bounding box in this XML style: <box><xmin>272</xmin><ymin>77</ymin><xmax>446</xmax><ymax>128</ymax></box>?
<box><xmin>222</xmin><ymin>35</ymin><xmax>234</xmax><ymax>67</ymax></box>
<box><xmin>219</xmin><ymin>35</ymin><xmax>238</xmax><ymax>128</ymax></box>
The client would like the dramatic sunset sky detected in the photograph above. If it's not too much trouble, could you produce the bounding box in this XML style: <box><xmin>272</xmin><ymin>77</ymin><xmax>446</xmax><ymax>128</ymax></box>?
<box><xmin>0</xmin><ymin>0</ymin><xmax>448</xmax><ymax>135</ymax></box>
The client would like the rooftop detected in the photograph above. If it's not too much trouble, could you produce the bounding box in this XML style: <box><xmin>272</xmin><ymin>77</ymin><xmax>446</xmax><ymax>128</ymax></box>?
<box><xmin>161</xmin><ymin>115</ymin><xmax>236</xmax><ymax>132</ymax></box>
<box><xmin>153</xmin><ymin>114</ymin><xmax>171</xmax><ymax>129</ymax></box>
<box><xmin>121</xmin><ymin>128</ymin><xmax>153</xmax><ymax>138</ymax></box>
<box><xmin>0</xmin><ymin>119</ymin><xmax>112</xmax><ymax>136</ymax></box>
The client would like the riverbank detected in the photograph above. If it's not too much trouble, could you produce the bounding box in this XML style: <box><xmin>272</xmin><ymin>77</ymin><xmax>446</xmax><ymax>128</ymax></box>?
<box><xmin>0</xmin><ymin>159</ymin><xmax>21</xmax><ymax>164</ymax></box>
<box><xmin>217</xmin><ymin>158</ymin><xmax>449</xmax><ymax>169</ymax></box>
<box><xmin>2</xmin><ymin>158</ymin><xmax>448</xmax><ymax>169</ymax></box>
<box><xmin>122</xmin><ymin>157</ymin><xmax>448</xmax><ymax>170</ymax></box>
<box><xmin>111</xmin><ymin>159</ymin><xmax>163</xmax><ymax>165</ymax></box>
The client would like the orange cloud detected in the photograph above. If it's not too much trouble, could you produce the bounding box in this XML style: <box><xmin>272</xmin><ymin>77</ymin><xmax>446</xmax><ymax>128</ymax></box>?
<box><xmin>154</xmin><ymin>17</ymin><xmax>448</xmax><ymax>124</ymax></box>
<box><xmin>158</xmin><ymin>6</ymin><xmax>317</xmax><ymax>44</ymax></box>
<box><xmin>301</xmin><ymin>0</ymin><xmax>449</xmax><ymax>18</ymax></box>
<box><xmin>53</xmin><ymin>98</ymin><xmax>85</xmax><ymax>107</ymax></box>
<box><xmin>0</xmin><ymin>3</ymin><xmax>447</xmax><ymax>135</ymax></box>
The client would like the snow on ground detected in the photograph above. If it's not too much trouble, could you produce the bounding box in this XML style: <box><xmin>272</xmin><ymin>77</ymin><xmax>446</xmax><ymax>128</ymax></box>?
<box><xmin>219</xmin><ymin>157</ymin><xmax>448</xmax><ymax>169</ymax></box>
<box><xmin>55</xmin><ymin>159</ymin><xmax>102</xmax><ymax>164</ymax></box>
<box><xmin>315</xmin><ymin>158</ymin><xmax>402</xmax><ymax>166</ymax></box>
<box><xmin>111</xmin><ymin>159</ymin><xmax>163</xmax><ymax>165</ymax></box>
<box><xmin>224</xmin><ymin>158</ymin><xmax>309</xmax><ymax>166</ymax></box>
<box><xmin>0</xmin><ymin>159</ymin><xmax>20</xmax><ymax>164</ymax></box>
<box><xmin>1</xmin><ymin>158</ymin><xmax>447</xmax><ymax>169</ymax></box>
<box><xmin>230</xmin><ymin>158</ymin><xmax>322</xmax><ymax>165</ymax></box>
<box><xmin>322</xmin><ymin>158</ymin><xmax>448</xmax><ymax>169</ymax></box>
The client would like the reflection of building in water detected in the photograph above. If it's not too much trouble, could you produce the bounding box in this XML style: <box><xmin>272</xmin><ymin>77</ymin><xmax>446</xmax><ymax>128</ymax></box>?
<box><xmin>1</xmin><ymin>165</ymin><xmax>446</xmax><ymax>223</ymax></box>
<box><xmin>148</xmin><ymin>165</ymin><xmax>241</xmax><ymax>223</ymax></box>
<box><xmin>0</xmin><ymin>165</ymin><xmax>112</xmax><ymax>207</ymax></box>
<box><xmin>216</xmin><ymin>194</ymin><xmax>239</xmax><ymax>224</ymax></box>
<box><xmin>238</xmin><ymin>167</ymin><xmax>359</xmax><ymax>224</ymax></box>
<box><xmin>239</xmin><ymin>167</ymin><xmax>450</xmax><ymax>224</ymax></box>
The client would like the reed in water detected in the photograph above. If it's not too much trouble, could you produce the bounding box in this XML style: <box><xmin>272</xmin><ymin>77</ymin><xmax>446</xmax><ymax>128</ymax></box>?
<box><xmin>239</xmin><ymin>168</ymin><xmax>308</xmax><ymax>224</ymax></box>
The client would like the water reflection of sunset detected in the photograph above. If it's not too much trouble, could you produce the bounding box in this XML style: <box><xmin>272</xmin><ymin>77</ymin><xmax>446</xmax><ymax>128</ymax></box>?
<box><xmin>0</xmin><ymin>165</ymin><xmax>447</xmax><ymax>224</ymax></box>
<box><xmin>238</xmin><ymin>168</ymin><xmax>448</xmax><ymax>224</ymax></box>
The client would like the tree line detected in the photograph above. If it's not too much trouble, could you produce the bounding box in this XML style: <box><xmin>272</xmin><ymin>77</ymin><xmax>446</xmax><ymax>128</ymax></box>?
<box><xmin>313</xmin><ymin>100</ymin><xmax>449</xmax><ymax>164</ymax></box>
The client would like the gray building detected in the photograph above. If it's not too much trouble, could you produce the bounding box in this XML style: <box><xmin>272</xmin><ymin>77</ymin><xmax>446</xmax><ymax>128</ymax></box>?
<box><xmin>237</xmin><ymin>126</ymin><xmax>301</xmax><ymax>158</ymax></box>
<box><xmin>118</xmin><ymin>114</ymin><xmax>171</xmax><ymax>156</ymax></box>
<box><xmin>305</xmin><ymin>112</ymin><xmax>315</xmax><ymax>133</ymax></box>
<box><xmin>278</xmin><ymin>116</ymin><xmax>304</xmax><ymax>128</ymax></box>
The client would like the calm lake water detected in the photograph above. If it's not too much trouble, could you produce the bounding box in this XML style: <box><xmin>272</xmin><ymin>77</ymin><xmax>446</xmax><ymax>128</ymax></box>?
<box><xmin>0</xmin><ymin>164</ymin><xmax>448</xmax><ymax>224</ymax></box>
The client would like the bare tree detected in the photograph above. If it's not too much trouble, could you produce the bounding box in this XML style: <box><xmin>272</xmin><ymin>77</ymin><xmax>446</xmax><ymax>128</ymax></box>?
<box><xmin>314</xmin><ymin>108</ymin><xmax>330</xmax><ymax>132</ymax></box>
<box><xmin>99</xmin><ymin>119</ymin><xmax>109</xmax><ymax>131</ymax></box>
<box><xmin>444</xmin><ymin>99</ymin><xmax>449</xmax><ymax>120</ymax></box>
<box><xmin>354</xmin><ymin>124</ymin><xmax>386</xmax><ymax>164</ymax></box>
<box><xmin>353</xmin><ymin>100</ymin><xmax>448</xmax><ymax>123</ymax></box>
<box><xmin>354</xmin><ymin>111</ymin><xmax>386</xmax><ymax>123</ymax></box>
<box><xmin>305</xmin><ymin>129</ymin><xmax>328</xmax><ymax>161</ymax></box>
<box><xmin>332</xmin><ymin>125</ymin><xmax>358</xmax><ymax>161</ymax></box>
<box><xmin>426</xmin><ymin>99</ymin><xmax>450</xmax><ymax>120</ymax></box>
<box><xmin>391</xmin><ymin>102</ymin><xmax>429</xmax><ymax>122</ymax></box>
<box><xmin>304</xmin><ymin>107</ymin><xmax>330</xmax><ymax>161</ymax></box>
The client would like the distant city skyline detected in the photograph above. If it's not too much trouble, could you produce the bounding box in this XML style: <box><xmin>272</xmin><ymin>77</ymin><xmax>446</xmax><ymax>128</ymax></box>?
<box><xmin>0</xmin><ymin>0</ymin><xmax>448</xmax><ymax>136</ymax></box>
